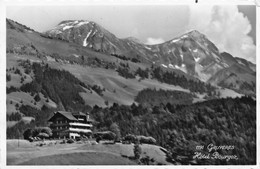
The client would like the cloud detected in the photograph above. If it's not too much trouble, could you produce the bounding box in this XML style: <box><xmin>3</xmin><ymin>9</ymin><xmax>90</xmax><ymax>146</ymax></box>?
<box><xmin>145</xmin><ymin>37</ymin><xmax>165</xmax><ymax>45</ymax></box>
<box><xmin>187</xmin><ymin>5</ymin><xmax>256</xmax><ymax>63</ymax></box>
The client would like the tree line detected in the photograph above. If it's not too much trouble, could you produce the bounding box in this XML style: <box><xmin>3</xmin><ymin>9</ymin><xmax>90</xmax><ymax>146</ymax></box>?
<box><xmin>135</xmin><ymin>88</ymin><xmax>193</xmax><ymax>107</ymax></box>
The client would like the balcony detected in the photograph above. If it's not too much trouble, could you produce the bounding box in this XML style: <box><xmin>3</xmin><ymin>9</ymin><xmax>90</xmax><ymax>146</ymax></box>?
<box><xmin>68</xmin><ymin>128</ymin><xmax>92</xmax><ymax>133</ymax></box>
<box><xmin>69</xmin><ymin>122</ymin><xmax>93</xmax><ymax>128</ymax></box>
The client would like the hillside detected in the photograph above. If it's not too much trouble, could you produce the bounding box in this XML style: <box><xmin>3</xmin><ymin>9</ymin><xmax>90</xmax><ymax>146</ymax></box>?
<box><xmin>7</xmin><ymin>140</ymin><xmax>169</xmax><ymax>165</ymax></box>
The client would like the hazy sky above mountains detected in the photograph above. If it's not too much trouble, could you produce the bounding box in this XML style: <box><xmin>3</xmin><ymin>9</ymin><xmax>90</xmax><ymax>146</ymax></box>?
<box><xmin>7</xmin><ymin>5</ymin><xmax>256</xmax><ymax>63</ymax></box>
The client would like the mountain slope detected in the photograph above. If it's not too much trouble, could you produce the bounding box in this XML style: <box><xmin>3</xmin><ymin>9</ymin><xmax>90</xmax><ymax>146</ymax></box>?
<box><xmin>208</xmin><ymin>64</ymin><xmax>256</xmax><ymax>96</ymax></box>
<box><xmin>45</xmin><ymin>20</ymin><xmax>256</xmax><ymax>95</ymax></box>
<box><xmin>7</xmin><ymin>18</ymin><xmax>256</xmax><ymax>98</ymax></box>
<box><xmin>6</xmin><ymin>19</ymin><xmax>196</xmax><ymax>109</ymax></box>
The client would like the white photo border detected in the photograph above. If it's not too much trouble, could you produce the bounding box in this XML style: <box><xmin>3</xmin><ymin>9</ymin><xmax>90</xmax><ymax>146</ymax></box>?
<box><xmin>0</xmin><ymin>0</ymin><xmax>259</xmax><ymax>169</ymax></box>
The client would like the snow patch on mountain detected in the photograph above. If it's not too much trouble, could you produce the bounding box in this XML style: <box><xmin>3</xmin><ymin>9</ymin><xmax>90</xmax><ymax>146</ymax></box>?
<box><xmin>46</xmin><ymin>56</ymin><xmax>56</xmax><ymax>62</ymax></box>
<box><xmin>174</xmin><ymin>64</ymin><xmax>187</xmax><ymax>73</ymax></box>
<box><xmin>145</xmin><ymin>46</ymin><xmax>152</xmax><ymax>50</ymax></box>
<box><xmin>171</xmin><ymin>38</ymin><xmax>180</xmax><ymax>43</ymax></box>
<box><xmin>92</xmin><ymin>29</ymin><xmax>98</xmax><ymax>36</ymax></box>
<box><xmin>76</xmin><ymin>21</ymin><xmax>89</xmax><ymax>27</ymax></box>
<box><xmin>181</xmin><ymin>35</ymin><xmax>188</xmax><ymax>39</ymax></box>
<box><xmin>180</xmin><ymin>54</ymin><xmax>183</xmax><ymax>61</ymax></box>
<box><xmin>237</xmin><ymin>60</ymin><xmax>246</xmax><ymax>66</ymax></box>
<box><xmin>194</xmin><ymin>57</ymin><xmax>200</xmax><ymax>62</ymax></box>
<box><xmin>161</xmin><ymin>64</ymin><xmax>168</xmax><ymax>68</ymax></box>
<box><xmin>63</xmin><ymin>25</ymin><xmax>73</xmax><ymax>31</ymax></box>
<box><xmin>73</xmin><ymin>54</ymin><xmax>80</xmax><ymax>58</ymax></box>
<box><xmin>50</xmin><ymin>29</ymin><xmax>62</xmax><ymax>34</ymax></box>
<box><xmin>168</xmin><ymin>64</ymin><xmax>174</xmax><ymax>68</ymax></box>
<box><xmin>222</xmin><ymin>62</ymin><xmax>229</xmax><ymax>68</ymax></box>
<box><xmin>83</xmin><ymin>30</ymin><xmax>93</xmax><ymax>47</ymax></box>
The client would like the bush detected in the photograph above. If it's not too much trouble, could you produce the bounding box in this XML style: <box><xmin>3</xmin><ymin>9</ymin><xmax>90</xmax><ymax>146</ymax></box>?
<box><xmin>23</xmin><ymin>127</ymin><xmax>52</xmax><ymax>140</ymax></box>
<box><xmin>39</xmin><ymin>127</ymin><xmax>52</xmax><ymax>137</ymax></box>
<box><xmin>91</xmin><ymin>85</ymin><xmax>105</xmax><ymax>96</ymax></box>
<box><xmin>37</xmin><ymin>132</ymin><xmax>49</xmax><ymax>139</ymax></box>
<box><xmin>123</xmin><ymin>134</ymin><xmax>137</xmax><ymax>143</ymax></box>
<box><xmin>33</xmin><ymin>127</ymin><xmax>52</xmax><ymax>137</ymax></box>
<box><xmin>34</xmin><ymin>93</ymin><xmax>41</xmax><ymax>102</ymax></box>
<box><xmin>7</xmin><ymin>112</ymin><xmax>22</xmax><ymax>121</ymax></box>
<box><xmin>117</xmin><ymin>67</ymin><xmax>135</xmax><ymax>79</ymax></box>
<box><xmin>140</xmin><ymin>156</ymin><xmax>155</xmax><ymax>165</ymax></box>
<box><xmin>6</xmin><ymin>86</ymin><xmax>19</xmax><ymax>94</ymax></box>
<box><xmin>134</xmin><ymin>143</ymin><xmax>142</xmax><ymax>159</ymax></box>
<box><xmin>102</xmin><ymin>132</ymin><xmax>116</xmax><ymax>141</ymax></box>
<box><xmin>23</xmin><ymin>128</ymin><xmax>33</xmax><ymax>140</ymax></box>
<box><xmin>67</xmin><ymin>139</ymin><xmax>74</xmax><ymax>144</ymax></box>
<box><xmin>28</xmin><ymin>137</ymin><xmax>34</xmax><ymax>142</ymax></box>
<box><xmin>137</xmin><ymin>135</ymin><xmax>156</xmax><ymax>144</ymax></box>
<box><xmin>6</xmin><ymin>74</ymin><xmax>11</xmax><ymax>81</ymax></box>
<box><xmin>14</xmin><ymin>68</ymin><xmax>21</xmax><ymax>75</ymax></box>
<box><xmin>94</xmin><ymin>131</ymin><xmax>116</xmax><ymax>141</ymax></box>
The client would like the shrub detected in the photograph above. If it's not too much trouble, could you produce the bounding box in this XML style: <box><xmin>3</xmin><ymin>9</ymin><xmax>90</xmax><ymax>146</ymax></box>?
<box><xmin>34</xmin><ymin>127</ymin><xmax>52</xmax><ymax>137</ymax></box>
<box><xmin>14</xmin><ymin>68</ymin><xmax>21</xmax><ymax>75</ymax></box>
<box><xmin>6</xmin><ymin>74</ymin><xmax>11</xmax><ymax>82</ymax></box>
<box><xmin>67</xmin><ymin>139</ymin><xmax>74</xmax><ymax>144</ymax></box>
<box><xmin>123</xmin><ymin>134</ymin><xmax>137</xmax><ymax>143</ymax></box>
<box><xmin>23</xmin><ymin>128</ymin><xmax>33</xmax><ymax>140</ymax></box>
<box><xmin>23</xmin><ymin>127</ymin><xmax>52</xmax><ymax>140</ymax></box>
<box><xmin>137</xmin><ymin>135</ymin><xmax>156</xmax><ymax>144</ymax></box>
<box><xmin>91</xmin><ymin>85</ymin><xmax>105</xmax><ymax>96</ymax></box>
<box><xmin>140</xmin><ymin>156</ymin><xmax>155</xmax><ymax>165</ymax></box>
<box><xmin>34</xmin><ymin>93</ymin><xmax>41</xmax><ymax>102</ymax></box>
<box><xmin>7</xmin><ymin>112</ymin><xmax>22</xmax><ymax>121</ymax></box>
<box><xmin>37</xmin><ymin>132</ymin><xmax>49</xmax><ymax>139</ymax></box>
<box><xmin>134</xmin><ymin>143</ymin><xmax>142</xmax><ymax>159</ymax></box>
<box><xmin>94</xmin><ymin>131</ymin><xmax>116</xmax><ymax>141</ymax></box>
<box><xmin>6</xmin><ymin>86</ymin><xmax>19</xmax><ymax>94</ymax></box>
<box><xmin>102</xmin><ymin>131</ymin><xmax>116</xmax><ymax>141</ymax></box>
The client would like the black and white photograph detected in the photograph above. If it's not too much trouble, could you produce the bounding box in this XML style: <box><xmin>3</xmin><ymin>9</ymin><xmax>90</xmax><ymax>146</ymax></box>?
<box><xmin>2</xmin><ymin>0</ymin><xmax>258</xmax><ymax>167</ymax></box>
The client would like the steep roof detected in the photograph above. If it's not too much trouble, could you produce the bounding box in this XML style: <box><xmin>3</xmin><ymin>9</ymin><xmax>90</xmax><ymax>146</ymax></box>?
<box><xmin>48</xmin><ymin>111</ymin><xmax>78</xmax><ymax>122</ymax></box>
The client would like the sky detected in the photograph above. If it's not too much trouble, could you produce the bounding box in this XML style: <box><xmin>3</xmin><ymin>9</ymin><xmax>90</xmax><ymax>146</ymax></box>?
<box><xmin>6</xmin><ymin>5</ymin><xmax>256</xmax><ymax>63</ymax></box>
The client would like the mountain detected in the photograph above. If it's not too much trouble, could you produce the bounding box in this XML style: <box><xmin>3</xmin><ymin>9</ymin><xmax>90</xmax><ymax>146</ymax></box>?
<box><xmin>45</xmin><ymin>20</ymin><xmax>256</xmax><ymax>95</ymax></box>
<box><xmin>45</xmin><ymin>20</ymin><xmax>147</xmax><ymax>59</ymax></box>
<box><xmin>6</xmin><ymin>18</ymin><xmax>255</xmax><ymax>99</ymax></box>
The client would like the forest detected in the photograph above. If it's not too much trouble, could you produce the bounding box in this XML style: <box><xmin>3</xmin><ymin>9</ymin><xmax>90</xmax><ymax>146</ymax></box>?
<box><xmin>90</xmin><ymin>96</ymin><xmax>256</xmax><ymax>165</ymax></box>
<box><xmin>6</xmin><ymin>60</ymin><xmax>256</xmax><ymax>165</ymax></box>
<box><xmin>151</xmin><ymin>67</ymin><xmax>216</xmax><ymax>94</ymax></box>
<box><xmin>19</xmin><ymin>62</ymin><xmax>90</xmax><ymax>111</ymax></box>
<box><xmin>135</xmin><ymin>88</ymin><xmax>193</xmax><ymax>106</ymax></box>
